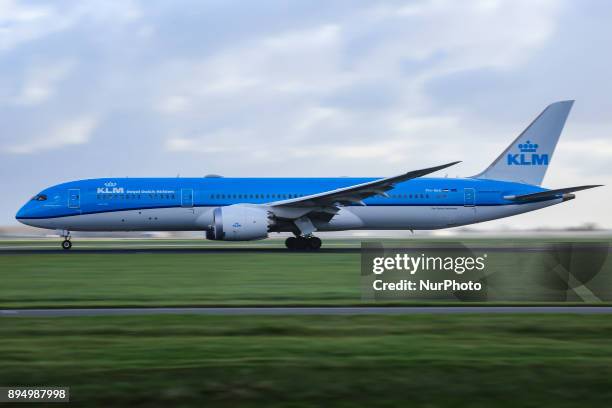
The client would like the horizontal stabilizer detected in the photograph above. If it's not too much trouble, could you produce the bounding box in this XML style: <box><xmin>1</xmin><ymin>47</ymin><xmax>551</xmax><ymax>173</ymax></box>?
<box><xmin>504</xmin><ymin>185</ymin><xmax>603</xmax><ymax>202</ymax></box>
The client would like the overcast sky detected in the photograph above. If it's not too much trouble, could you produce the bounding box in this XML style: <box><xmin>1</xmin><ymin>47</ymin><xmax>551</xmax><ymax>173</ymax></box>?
<box><xmin>1</xmin><ymin>0</ymin><xmax>611</xmax><ymax>229</ymax></box>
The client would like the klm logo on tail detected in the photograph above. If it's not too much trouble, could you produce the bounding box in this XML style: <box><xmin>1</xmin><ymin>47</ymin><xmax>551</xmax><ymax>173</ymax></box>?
<box><xmin>507</xmin><ymin>140</ymin><xmax>549</xmax><ymax>166</ymax></box>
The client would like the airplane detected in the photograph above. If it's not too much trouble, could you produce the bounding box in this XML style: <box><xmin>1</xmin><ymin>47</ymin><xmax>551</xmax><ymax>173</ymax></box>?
<box><xmin>16</xmin><ymin>100</ymin><xmax>602</xmax><ymax>250</ymax></box>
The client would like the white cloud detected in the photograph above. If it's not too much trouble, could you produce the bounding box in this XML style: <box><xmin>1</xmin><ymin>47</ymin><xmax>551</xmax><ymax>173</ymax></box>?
<box><xmin>157</xmin><ymin>95</ymin><xmax>190</xmax><ymax>114</ymax></box>
<box><xmin>153</xmin><ymin>23</ymin><xmax>345</xmax><ymax>115</ymax></box>
<box><xmin>163</xmin><ymin>111</ymin><xmax>464</xmax><ymax>168</ymax></box>
<box><xmin>4</xmin><ymin>116</ymin><xmax>98</xmax><ymax>154</ymax></box>
<box><xmin>15</xmin><ymin>59</ymin><xmax>76</xmax><ymax>106</ymax></box>
<box><xmin>0</xmin><ymin>0</ymin><xmax>142</xmax><ymax>52</ymax></box>
<box><xmin>347</xmin><ymin>0</ymin><xmax>562</xmax><ymax>90</ymax></box>
<box><xmin>165</xmin><ymin>128</ymin><xmax>254</xmax><ymax>154</ymax></box>
<box><xmin>154</xmin><ymin>0</ymin><xmax>563</xmax><ymax>142</ymax></box>
<box><xmin>561</xmin><ymin>139</ymin><xmax>612</xmax><ymax>159</ymax></box>
<box><xmin>0</xmin><ymin>0</ymin><xmax>61</xmax><ymax>51</ymax></box>
<box><xmin>0</xmin><ymin>0</ymin><xmax>51</xmax><ymax>22</ymax></box>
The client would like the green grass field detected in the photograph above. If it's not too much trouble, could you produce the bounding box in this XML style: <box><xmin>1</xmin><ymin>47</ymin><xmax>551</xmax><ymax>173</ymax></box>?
<box><xmin>1</xmin><ymin>251</ymin><xmax>360</xmax><ymax>308</ymax></box>
<box><xmin>1</xmin><ymin>238</ymin><xmax>611</xmax><ymax>308</ymax></box>
<box><xmin>3</xmin><ymin>314</ymin><xmax>612</xmax><ymax>407</ymax></box>
<box><xmin>2</xmin><ymin>239</ymin><xmax>612</xmax><ymax>406</ymax></box>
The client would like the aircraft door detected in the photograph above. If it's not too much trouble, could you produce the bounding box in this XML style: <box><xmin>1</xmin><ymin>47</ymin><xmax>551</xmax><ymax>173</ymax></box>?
<box><xmin>181</xmin><ymin>188</ymin><xmax>194</xmax><ymax>208</ymax></box>
<box><xmin>464</xmin><ymin>188</ymin><xmax>475</xmax><ymax>207</ymax></box>
<box><xmin>462</xmin><ymin>187</ymin><xmax>476</xmax><ymax>224</ymax></box>
<box><xmin>68</xmin><ymin>189</ymin><xmax>80</xmax><ymax>209</ymax></box>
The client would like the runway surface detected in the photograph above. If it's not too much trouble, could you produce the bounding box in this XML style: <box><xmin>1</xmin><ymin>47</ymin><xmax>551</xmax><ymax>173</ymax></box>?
<box><xmin>3</xmin><ymin>306</ymin><xmax>612</xmax><ymax>317</ymax></box>
<box><xmin>1</xmin><ymin>244</ymin><xmax>610</xmax><ymax>255</ymax></box>
<box><xmin>0</xmin><ymin>247</ymin><xmax>357</xmax><ymax>254</ymax></box>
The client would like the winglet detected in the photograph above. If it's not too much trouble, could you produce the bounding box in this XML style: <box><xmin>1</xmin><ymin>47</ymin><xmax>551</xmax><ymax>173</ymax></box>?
<box><xmin>402</xmin><ymin>161</ymin><xmax>461</xmax><ymax>180</ymax></box>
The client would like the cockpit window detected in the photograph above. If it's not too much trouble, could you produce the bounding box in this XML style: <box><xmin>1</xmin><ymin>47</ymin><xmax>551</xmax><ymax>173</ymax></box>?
<box><xmin>31</xmin><ymin>194</ymin><xmax>47</xmax><ymax>201</ymax></box>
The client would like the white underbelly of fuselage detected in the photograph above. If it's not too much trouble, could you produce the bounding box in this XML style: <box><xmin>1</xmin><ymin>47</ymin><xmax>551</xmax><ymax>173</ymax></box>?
<box><xmin>21</xmin><ymin>199</ymin><xmax>562</xmax><ymax>232</ymax></box>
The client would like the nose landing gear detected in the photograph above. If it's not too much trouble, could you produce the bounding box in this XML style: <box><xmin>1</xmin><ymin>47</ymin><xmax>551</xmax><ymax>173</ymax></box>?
<box><xmin>61</xmin><ymin>239</ymin><xmax>72</xmax><ymax>250</ymax></box>
<box><xmin>58</xmin><ymin>230</ymin><xmax>72</xmax><ymax>250</ymax></box>
<box><xmin>285</xmin><ymin>236</ymin><xmax>322</xmax><ymax>251</ymax></box>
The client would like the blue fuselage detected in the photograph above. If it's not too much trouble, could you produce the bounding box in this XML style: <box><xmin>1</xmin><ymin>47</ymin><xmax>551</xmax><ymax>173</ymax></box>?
<box><xmin>17</xmin><ymin>177</ymin><xmax>546</xmax><ymax>222</ymax></box>
<box><xmin>14</xmin><ymin>176</ymin><xmax>562</xmax><ymax>236</ymax></box>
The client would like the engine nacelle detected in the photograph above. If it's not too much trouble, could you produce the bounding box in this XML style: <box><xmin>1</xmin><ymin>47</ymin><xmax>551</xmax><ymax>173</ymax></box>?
<box><xmin>206</xmin><ymin>205</ymin><xmax>272</xmax><ymax>241</ymax></box>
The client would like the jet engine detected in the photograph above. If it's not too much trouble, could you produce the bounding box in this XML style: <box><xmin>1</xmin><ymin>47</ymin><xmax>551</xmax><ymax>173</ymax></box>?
<box><xmin>206</xmin><ymin>205</ymin><xmax>273</xmax><ymax>241</ymax></box>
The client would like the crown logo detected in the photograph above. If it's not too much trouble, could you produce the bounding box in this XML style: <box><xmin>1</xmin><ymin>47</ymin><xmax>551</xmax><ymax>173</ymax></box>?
<box><xmin>104</xmin><ymin>181</ymin><xmax>117</xmax><ymax>187</ymax></box>
<box><xmin>518</xmin><ymin>140</ymin><xmax>538</xmax><ymax>153</ymax></box>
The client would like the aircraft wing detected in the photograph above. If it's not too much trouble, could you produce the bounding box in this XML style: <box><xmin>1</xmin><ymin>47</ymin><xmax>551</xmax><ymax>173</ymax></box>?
<box><xmin>504</xmin><ymin>184</ymin><xmax>603</xmax><ymax>202</ymax></box>
<box><xmin>268</xmin><ymin>161</ymin><xmax>461</xmax><ymax>209</ymax></box>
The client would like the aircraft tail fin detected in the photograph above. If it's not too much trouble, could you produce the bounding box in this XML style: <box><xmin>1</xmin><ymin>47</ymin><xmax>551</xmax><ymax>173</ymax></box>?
<box><xmin>472</xmin><ymin>100</ymin><xmax>574</xmax><ymax>186</ymax></box>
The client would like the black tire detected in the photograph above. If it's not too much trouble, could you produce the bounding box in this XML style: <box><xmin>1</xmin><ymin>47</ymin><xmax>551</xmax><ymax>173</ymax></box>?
<box><xmin>61</xmin><ymin>240</ymin><xmax>72</xmax><ymax>250</ymax></box>
<box><xmin>294</xmin><ymin>237</ymin><xmax>308</xmax><ymax>250</ymax></box>
<box><xmin>308</xmin><ymin>237</ymin><xmax>322</xmax><ymax>250</ymax></box>
<box><xmin>285</xmin><ymin>237</ymin><xmax>297</xmax><ymax>250</ymax></box>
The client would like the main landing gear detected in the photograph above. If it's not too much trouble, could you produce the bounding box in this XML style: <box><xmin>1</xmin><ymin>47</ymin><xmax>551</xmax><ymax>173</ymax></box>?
<box><xmin>285</xmin><ymin>236</ymin><xmax>322</xmax><ymax>251</ymax></box>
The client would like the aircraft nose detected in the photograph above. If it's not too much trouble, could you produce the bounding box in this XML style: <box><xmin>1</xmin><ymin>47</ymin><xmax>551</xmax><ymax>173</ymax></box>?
<box><xmin>16</xmin><ymin>204</ymin><xmax>30</xmax><ymax>223</ymax></box>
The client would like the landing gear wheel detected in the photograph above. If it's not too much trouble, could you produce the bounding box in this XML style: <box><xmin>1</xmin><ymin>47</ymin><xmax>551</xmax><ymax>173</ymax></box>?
<box><xmin>285</xmin><ymin>237</ymin><xmax>297</xmax><ymax>250</ymax></box>
<box><xmin>294</xmin><ymin>238</ymin><xmax>307</xmax><ymax>250</ymax></box>
<box><xmin>61</xmin><ymin>239</ymin><xmax>72</xmax><ymax>250</ymax></box>
<box><xmin>285</xmin><ymin>236</ymin><xmax>321</xmax><ymax>250</ymax></box>
<box><xmin>308</xmin><ymin>236</ymin><xmax>322</xmax><ymax>250</ymax></box>
<box><xmin>285</xmin><ymin>236</ymin><xmax>307</xmax><ymax>250</ymax></box>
